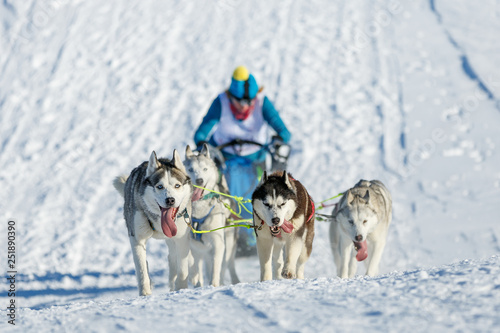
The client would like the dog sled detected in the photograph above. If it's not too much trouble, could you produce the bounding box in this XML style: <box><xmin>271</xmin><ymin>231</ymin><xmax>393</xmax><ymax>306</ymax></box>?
<box><xmin>204</xmin><ymin>138</ymin><xmax>291</xmax><ymax>256</ymax></box>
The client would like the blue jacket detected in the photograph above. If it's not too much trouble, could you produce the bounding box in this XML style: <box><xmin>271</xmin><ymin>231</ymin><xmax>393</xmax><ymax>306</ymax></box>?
<box><xmin>194</xmin><ymin>95</ymin><xmax>291</xmax><ymax>151</ymax></box>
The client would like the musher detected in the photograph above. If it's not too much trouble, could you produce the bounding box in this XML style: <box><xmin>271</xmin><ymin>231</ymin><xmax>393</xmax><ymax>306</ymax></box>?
<box><xmin>193</xmin><ymin>66</ymin><xmax>291</xmax><ymax>255</ymax></box>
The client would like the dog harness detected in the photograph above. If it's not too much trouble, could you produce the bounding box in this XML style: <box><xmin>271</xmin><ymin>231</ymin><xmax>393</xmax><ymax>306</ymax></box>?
<box><xmin>190</xmin><ymin>206</ymin><xmax>216</xmax><ymax>241</ymax></box>
<box><xmin>307</xmin><ymin>196</ymin><xmax>315</xmax><ymax>223</ymax></box>
<box><xmin>288</xmin><ymin>175</ymin><xmax>315</xmax><ymax>224</ymax></box>
<box><xmin>290</xmin><ymin>175</ymin><xmax>316</xmax><ymax>224</ymax></box>
<box><xmin>200</xmin><ymin>192</ymin><xmax>220</xmax><ymax>201</ymax></box>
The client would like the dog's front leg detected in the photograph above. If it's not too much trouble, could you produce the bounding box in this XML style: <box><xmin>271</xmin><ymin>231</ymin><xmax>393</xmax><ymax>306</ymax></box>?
<box><xmin>223</xmin><ymin>227</ymin><xmax>240</xmax><ymax>284</ymax></box>
<box><xmin>190</xmin><ymin>249</ymin><xmax>203</xmax><ymax>287</ymax></box>
<box><xmin>365</xmin><ymin>239</ymin><xmax>385</xmax><ymax>277</ymax></box>
<box><xmin>256</xmin><ymin>233</ymin><xmax>274</xmax><ymax>281</ymax></box>
<box><xmin>348</xmin><ymin>254</ymin><xmax>358</xmax><ymax>278</ymax></box>
<box><xmin>129</xmin><ymin>237</ymin><xmax>152</xmax><ymax>296</ymax></box>
<box><xmin>338</xmin><ymin>237</ymin><xmax>353</xmax><ymax>279</ymax></box>
<box><xmin>174</xmin><ymin>237</ymin><xmax>190</xmax><ymax>290</ymax></box>
<box><xmin>210</xmin><ymin>231</ymin><xmax>225</xmax><ymax>287</ymax></box>
<box><xmin>282</xmin><ymin>235</ymin><xmax>304</xmax><ymax>279</ymax></box>
<box><xmin>272</xmin><ymin>240</ymin><xmax>284</xmax><ymax>279</ymax></box>
<box><xmin>166</xmin><ymin>240</ymin><xmax>178</xmax><ymax>290</ymax></box>
<box><xmin>296</xmin><ymin>242</ymin><xmax>310</xmax><ymax>279</ymax></box>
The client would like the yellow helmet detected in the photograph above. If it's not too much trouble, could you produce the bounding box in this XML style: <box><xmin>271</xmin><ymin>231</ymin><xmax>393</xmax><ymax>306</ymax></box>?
<box><xmin>232</xmin><ymin>66</ymin><xmax>250</xmax><ymax>81</ymax></box>
<box><xmin>230</xmin><ymin>66</ymin><xmax>258</xmax><ymax>99</ymax></box>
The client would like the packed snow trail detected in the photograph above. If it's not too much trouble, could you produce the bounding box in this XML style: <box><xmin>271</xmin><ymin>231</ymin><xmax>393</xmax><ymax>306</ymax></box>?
<box><xmin>4</xmin><ymin>256</ymin><xmax>500</xmax><ymax>332</ymax></box>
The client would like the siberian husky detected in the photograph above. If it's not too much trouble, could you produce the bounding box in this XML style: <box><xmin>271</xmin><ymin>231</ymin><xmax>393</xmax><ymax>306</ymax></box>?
<box><xmin>113</xmin><ymin>150</ymin><xmax>193</xmax><ymax>295</ymax></box>
<box><xmin>329</xmin><ymin>180</ymin><xmax>392</xmax><ymax>278</ymax></box>
<box><xmin>252</xmin><ymin>171</ymin><xmax>315</xmax><ymax>281</ymax></box>
<box><xmin>184</xmin><ymin>144</ymin><xmax>239</xmax><ymax>287</ymax></box>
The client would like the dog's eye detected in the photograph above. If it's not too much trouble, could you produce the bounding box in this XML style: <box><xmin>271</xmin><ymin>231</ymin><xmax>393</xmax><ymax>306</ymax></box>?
<box><xmin>203</xmin><ymin>168</ymin><xmax>208</xmax><ymax>171</ymax></box>
<box><xmin>349</xmin><ymin>220</ymin><xmax>354</xmax><ymax>225</ymax></box>
<box><xmin>188</xmin><ymin>168</ymin><xmax>193</xmax><ymax>172</ymax></box>
<box><xmin>363</xmin><ymin>220</ymin><xmax>367</xmax><ymax>224</ymax></box>
<box><xmin>263</xmin><ymin>202</ymin><xmax>270</xmax><ymax>207</ymax></box>
<box><xmin>156</xmin><ymin>184</ymin><xmax>164</xmax><ymax>190</ymax></box>
<box><xmin>175</xmin><ymin>184</ymin><xmax>181</xmax><ymax>189</ymax></box>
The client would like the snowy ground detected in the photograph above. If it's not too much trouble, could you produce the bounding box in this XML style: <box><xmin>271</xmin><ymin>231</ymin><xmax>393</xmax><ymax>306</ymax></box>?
<box><xmin>14</xmin><ymin>256</ymin><xmax>500</xmax><ymax>332</ymax></box>
<box><xmin>1</xmin><ymin>0</ymin><xmax>500</xmax><ymax>331</ymax></box>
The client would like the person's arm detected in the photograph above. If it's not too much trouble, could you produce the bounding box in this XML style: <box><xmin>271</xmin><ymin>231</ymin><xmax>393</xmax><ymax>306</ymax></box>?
<box><xmin>194</xmin><ymin>96</ymin><xmax>222</xmax><ymax>147</ymax></box>
<box><xmin>262</xmin><ymin>96</ymin><xmax>291</xmax><ymax>143</ymax></box>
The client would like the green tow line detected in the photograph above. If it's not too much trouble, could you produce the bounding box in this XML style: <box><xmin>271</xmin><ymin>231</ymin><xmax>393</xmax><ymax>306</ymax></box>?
<box><xmin>188</xmin><ymin>185</ymin><xmax>254</xmax><ymax>235</ymax></box>
<box><xmin>188</xmin><ymin>185</ymin><xmax>344</xmax><ymax>234</ymax></box>
<box><xmin>315</xmin><ymin>193</ymin><xmax>344</xmax><ymax>210</ymax></box>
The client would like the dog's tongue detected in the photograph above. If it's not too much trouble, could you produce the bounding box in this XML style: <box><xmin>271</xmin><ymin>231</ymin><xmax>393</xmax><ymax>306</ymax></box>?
<box><xmin>354</xmin><ymin>240</ymin><xmax>368</xmax><ymax>261</ymax></box>
<box><xmin>281</xmin><ymin>219</ymin><xmax>294</xmax><ymax>234</ymax></box>
<box><xmin>160</xmin><ymin>207</ymin><xmax>178</xmax><ymax>238</ymax></box>
<box><xmin>191</xmin><ymin>187</ymin><xmax>204</xmax><ymax>202</ymax></box>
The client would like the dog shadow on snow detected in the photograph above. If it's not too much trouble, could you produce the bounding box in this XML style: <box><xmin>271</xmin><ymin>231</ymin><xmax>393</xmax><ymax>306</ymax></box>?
<box><xmin>18</xmin><ymin>270</ymin><xmax>168</xmax><ymax>309</ymax></box>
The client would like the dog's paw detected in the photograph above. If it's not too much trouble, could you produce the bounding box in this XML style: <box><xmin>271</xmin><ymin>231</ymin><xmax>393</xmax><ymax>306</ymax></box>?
<box><xmin>281</xmin><ymin>270</ymin><xmax>296</xmax><ymax>279</ymax></box>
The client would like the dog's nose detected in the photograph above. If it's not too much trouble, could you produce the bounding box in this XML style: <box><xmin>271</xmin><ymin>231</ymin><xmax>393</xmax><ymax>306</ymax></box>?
<box><xmin>166</xmin><ymin>197</ymin><xmax>175</xmax><ymax>206</ymax></box>
<box><xmin>196</xmin><ymin>178</ymin><xmax>203</xmax><ymax>185</ymax></box>
<box><xmin>355</xmin><ymin>235</ymin><xmax>363</xmax><ymax>242</ymax></box>
<box><xmin>271</xmin><ymin>217</ymin><xmax>280</xmax><ymax>225</ymax></box>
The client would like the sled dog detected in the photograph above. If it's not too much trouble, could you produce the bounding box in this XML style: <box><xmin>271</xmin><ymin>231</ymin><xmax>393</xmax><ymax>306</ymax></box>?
<box><xmin>329</xmin><ymin>180</ymin><xmax>392</xmax><ymax>278</ymax></box>
<box><xmin>113</xmin><ymin>150</ymin><xmax>192</xmax><ymax>295</ymax></box>
<box><xmin>252</xmin><ymin>171</ymin><xmax>315</xmax><ymax>281</ymax></box>
<box><xmin>184</xmin><ymin>144</ymin><xmax>239</xmax><ymax>287</ymax></box>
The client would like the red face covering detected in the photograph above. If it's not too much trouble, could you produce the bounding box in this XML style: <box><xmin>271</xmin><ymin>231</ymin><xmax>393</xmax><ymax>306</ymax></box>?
<box><xmin>230</xmin><ymin>99</ymin><xmax>255</xmax><ymax>120</ymax></box>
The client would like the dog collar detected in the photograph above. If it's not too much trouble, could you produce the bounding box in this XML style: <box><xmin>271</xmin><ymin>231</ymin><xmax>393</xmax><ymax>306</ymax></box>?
<box><xmin>147</xmin><ymin>218</ymin><xmax>156</xmax><ymax>231</ymax></box>
<box><xmin>201</xmin><ymin>192</ymin><xmax>220</xmax><ymax>201</ymax></box>
<box><xmin>177</xmin><ymin>208</ymin><xmax>190</xmax><ymax>222</ymax></box>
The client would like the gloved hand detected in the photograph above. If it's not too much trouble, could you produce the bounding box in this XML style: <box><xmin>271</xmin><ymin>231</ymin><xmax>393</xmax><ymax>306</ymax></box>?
<box><xmin>269</xmin><ymin>136</ymin><xmax>291</xmax><ymax>172</ymax></box>
<box><xmin>271</xmin><ymin>135</ymin><xmax>284</xmax><ymax>146</ymax></box>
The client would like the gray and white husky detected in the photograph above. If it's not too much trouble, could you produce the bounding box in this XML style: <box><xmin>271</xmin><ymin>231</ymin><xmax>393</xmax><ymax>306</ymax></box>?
<box><xmin>184</xmin><ymin>144</ymin><xmax>239</xmax><ymax>287</ymax></box>
<box><xmin>252</xmin><ymin>171</ymin><xmax>315</xmax><ymax>281</ymax></box>
<box><xmin>329</xmin><ymin>180</ymin><xmax>392</xmax><ymax>279</ymax></box>
<box><xmin>113</xmin><ymin>150</ymin><xmax>193</xmax><ymax>295</ymax></box>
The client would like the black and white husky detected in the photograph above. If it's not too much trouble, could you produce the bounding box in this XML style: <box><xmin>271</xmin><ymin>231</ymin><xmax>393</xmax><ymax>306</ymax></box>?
<box><xmin>329</xmin><ymin>180</ymin><xmax>392</xmax><ymax>278</ymax></box>
<box><xmin>252</xmin><ymin>171</ymin><xmax>315</xmax><ymax>281</ymax></box>
<box><xmin>184</xmin><ymin>144</ymin><xmax>239</xmax><ymax>287</ymax></box>
<box><xmin>113</xmin><ymin>150</ymin><xmax>193</xmax><ymax>295</ymax></box>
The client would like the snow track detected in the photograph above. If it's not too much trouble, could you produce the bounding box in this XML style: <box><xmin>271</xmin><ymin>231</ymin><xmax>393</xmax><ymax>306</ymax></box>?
<box><xmin>11</xmin><ymin>256</ymin><xmax>500</xmax><ymax>332</ymax></box>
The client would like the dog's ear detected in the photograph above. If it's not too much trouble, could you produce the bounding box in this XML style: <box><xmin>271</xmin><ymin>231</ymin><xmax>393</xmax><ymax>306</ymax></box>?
<box><xmin>346</xmin><ymin>189</ymin><xmax>354</xmax><ymax>206</ymax></box>
<box><xmin>172</xmin><ymin>149</ymin><xmax>187</xmax><ymax>174</ymax></box>
<box><xmin>185</xmin><ymin>145</ymin><xmax>194</xmax><ymax>158</ymax></box>
<box><xmin>362</xmin><ymin>189</ymin><xmax>370</xmax><ymax>204</ymax></box>
<box><xmin>260</xmin><ymin>170</ymin><xmax>268</xmax><ymax>184</ymax></box>
<box><xmin>200</xmin><ymin>143</ymin><xmax>211</xmax><ymax>159</ymax></box>
<box><xmin>147</xmin><ymin>151</ymin><xmax>161</xmax><ymax>177</ymax></box>
<box><xmin>282</xmin><ymin>170</ymin><xmax>294</xmax><ymax>190</ymax></box>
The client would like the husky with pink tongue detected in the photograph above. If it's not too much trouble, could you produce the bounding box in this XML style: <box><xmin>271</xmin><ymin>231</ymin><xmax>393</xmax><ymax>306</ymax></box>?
<box><xmin>252</xmin><ymin>171</ymin><xmax>315</xmax><ymax>281</ymax></box>
<box><xmin>113</xmin><ymin>150</ymin><xmax>193</xmax><ymax>296</ymax></box>
<box><xmin>329</xmin><ymin>180</ymin><xmax>392</xmax><ymax>279</ymax></box>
